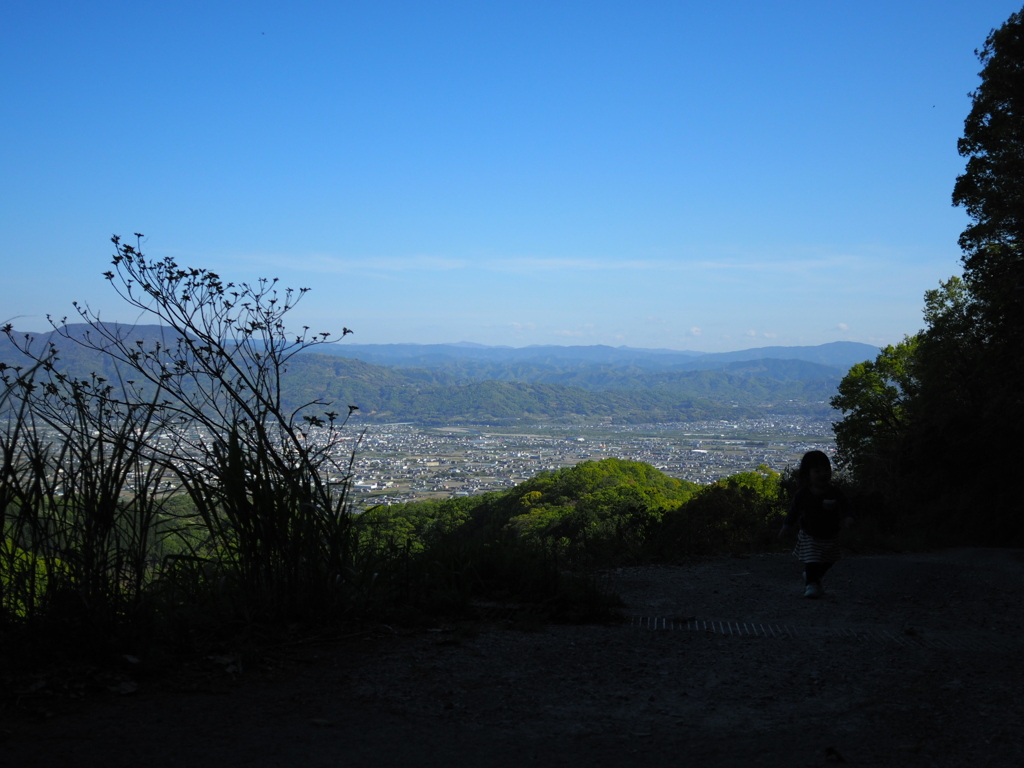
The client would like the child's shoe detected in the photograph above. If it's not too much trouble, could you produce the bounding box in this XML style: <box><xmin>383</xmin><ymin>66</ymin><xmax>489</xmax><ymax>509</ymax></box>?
<box><xmin>803</xmin><ymin>583</ymin><xmax>822</xmax><ymax>599</ymax></box>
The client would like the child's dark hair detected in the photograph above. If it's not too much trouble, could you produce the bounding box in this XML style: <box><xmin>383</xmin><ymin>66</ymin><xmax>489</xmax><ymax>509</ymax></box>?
<box><xmin>797</xmin><ymin>450</ymin><xmax>832</xmax><ymax>488</ymax></box>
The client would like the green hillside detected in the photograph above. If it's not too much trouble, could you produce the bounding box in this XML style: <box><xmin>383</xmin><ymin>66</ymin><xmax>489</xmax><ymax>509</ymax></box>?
<box><xmin>357</xmin><ymin>457</ymin><xmax>787</xmax><ymax>571</ymax></box>
<box><xmin>285</xmin><ymin>353</ymin><xmax>837</xmax><ymax>423</ymax></box>
<box><xmin>1</xmin><ymin>327</ymin><xmax>840</xmax><ymax>425</ymax></box>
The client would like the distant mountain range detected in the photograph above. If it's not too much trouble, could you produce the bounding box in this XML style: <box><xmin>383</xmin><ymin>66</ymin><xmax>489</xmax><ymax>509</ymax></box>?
<box><xmin>310</xmin><ymin>340</ymin><xmax>878</xmax><ymax>375</ymax></box>
<box><xmin>1</xmin><ymin>327</ymin><xmax>878</xmax><ymax>425</ymax></box>
<box><xmin>302</xmin><ymin>341</ymin><xmax>878</xmax><ymax>397</ymax></box>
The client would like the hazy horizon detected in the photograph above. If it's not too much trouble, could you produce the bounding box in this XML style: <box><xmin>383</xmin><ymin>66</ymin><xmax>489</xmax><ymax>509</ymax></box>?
<box><xmin>5</xmin><ymin>322</ymin><xmax>878</xmax><ymax>357</ymax></box>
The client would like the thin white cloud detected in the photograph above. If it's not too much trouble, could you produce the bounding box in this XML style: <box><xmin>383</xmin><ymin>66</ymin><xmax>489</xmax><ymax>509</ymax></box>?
<box><xmin>487</xmin><ymin>253</ymin><xmax>859</xmax><ymax>274</ymax></box>
<box><xmin>492</xmin><ymin>257</ymin><xmax>654</xmax><ymax>272</ymax></box>
<box><xmin>237</xmin><ymin>246</ymin><xmax>884</xmax><ymax>280</ymax></box>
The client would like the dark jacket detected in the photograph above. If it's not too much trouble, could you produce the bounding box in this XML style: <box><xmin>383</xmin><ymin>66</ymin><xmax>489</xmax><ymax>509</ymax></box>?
<box><xmin>785</xmin><ymin>486</ymin><xmax>852</xmax><ymax>539</ymax></box>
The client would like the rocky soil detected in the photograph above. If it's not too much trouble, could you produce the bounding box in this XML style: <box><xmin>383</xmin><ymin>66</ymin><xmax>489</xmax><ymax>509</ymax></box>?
<box><xmin>3</xmin><ymin>548</ymin><xmax>1023</xmax><ymax>767</ymax></box>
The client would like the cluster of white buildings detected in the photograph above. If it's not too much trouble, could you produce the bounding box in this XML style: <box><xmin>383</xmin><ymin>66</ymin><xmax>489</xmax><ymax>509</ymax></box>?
<box><xmin>343</xmin><ymin>416</ymin><xmax>836</xmax><ymax>506</ymax></box>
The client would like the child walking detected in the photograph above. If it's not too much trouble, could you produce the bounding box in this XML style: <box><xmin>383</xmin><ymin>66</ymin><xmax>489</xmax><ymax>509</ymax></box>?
<box><xmin>779</xmin><ymin>450</ymin><xmax>854</xmax><ymax>598</ymax></box>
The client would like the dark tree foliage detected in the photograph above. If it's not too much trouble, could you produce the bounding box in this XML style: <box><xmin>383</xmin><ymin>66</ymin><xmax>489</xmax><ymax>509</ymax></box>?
<box><xmin>953</xmin><ymin>7</ymin><xmax>1024</xmax><ymax>285</ymax></box>
<box><xmin>830</xmin><ymin>337</ymin><xmax>918</xmax><ymax>485</ymax></box>
<box><xmin>950</xmin><ymin>7</ymin><xmax>1024</xmax><ymax>390</ymax></box>
<box><xmin>951</xmin><ymin>9</ymin><xmax>1024</xmax><ymax>468</ymax></box>
<box><xmin>833</xmin><ymin>7</ymin><xmax>1024</xmax><ymax>545</ymax></box>
<box><xmin>946</xmin><ymin>6</ymin><xmax>1024</xmax><ymax>540</ymax></box>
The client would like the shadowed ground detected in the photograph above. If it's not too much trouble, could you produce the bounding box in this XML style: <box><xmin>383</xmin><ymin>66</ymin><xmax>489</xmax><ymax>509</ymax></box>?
<box><xmin>3</xmin><ymin>548</ymin><xmax>1022</xmax><ymax>767</ymax></box>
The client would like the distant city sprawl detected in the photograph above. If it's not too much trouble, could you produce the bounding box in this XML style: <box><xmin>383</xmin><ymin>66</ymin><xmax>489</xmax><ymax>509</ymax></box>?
<box><xmin>22</xmin><ymin>415</ymin><xmax>834</xmax><ymax>507</ymax></box>
<box><xmin>346</xmin><ymin>417</ymin><xmax>835</xmax><ymax>505</ymax></box>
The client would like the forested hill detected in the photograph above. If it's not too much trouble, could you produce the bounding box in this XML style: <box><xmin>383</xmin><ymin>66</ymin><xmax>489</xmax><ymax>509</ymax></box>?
<box><xmin>1</xmin><ymin>328</ymin><xmax>859</xmax><ymax>425</ymax></box>
<box><xmin>282</xmin><ymin>352</ymin><xmax>841</xmax><ymax>424</ymax></box>
<box><xmin>356</xmin><ymin>356</ymin><xmax>847</xmax><ymax>389</ymax></box>
<box><xmin>281</xmin><ymin>339</ymin><xmax>862</xmax><ymax>423</ymax></box>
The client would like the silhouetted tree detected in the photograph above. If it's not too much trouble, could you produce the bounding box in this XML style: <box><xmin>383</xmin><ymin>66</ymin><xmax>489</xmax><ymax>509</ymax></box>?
<box><xmin>833</xmin><ymin>7</ymin><xmax>1024</xmax><ymax>543</ymax></box>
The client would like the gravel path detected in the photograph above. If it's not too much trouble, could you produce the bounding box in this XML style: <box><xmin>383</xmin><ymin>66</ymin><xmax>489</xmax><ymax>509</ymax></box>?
<box><xmin>4</xmin><ymin>548</ymin><xmax>1023</xmax><ymax>767</ymax></box>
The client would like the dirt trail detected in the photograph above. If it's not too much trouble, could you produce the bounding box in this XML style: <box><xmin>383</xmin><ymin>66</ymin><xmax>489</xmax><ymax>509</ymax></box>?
<box><xmin>4</xmin><ymin>548</ymin><xmax>1023</xmax><ymax>767</ymax></box>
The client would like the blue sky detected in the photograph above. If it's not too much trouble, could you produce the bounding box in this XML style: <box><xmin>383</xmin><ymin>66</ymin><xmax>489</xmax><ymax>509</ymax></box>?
<box><xmin>2</xmin><ymin>1</ymin><xmax>1020</xmax><ymax>352</ymax></box>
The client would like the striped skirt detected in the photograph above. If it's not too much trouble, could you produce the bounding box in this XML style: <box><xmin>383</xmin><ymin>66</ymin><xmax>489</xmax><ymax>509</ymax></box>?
<box><xmin>794</xmin><ymin>530</ymin><xmax>842</xmax><ymax>564</ymax></box>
